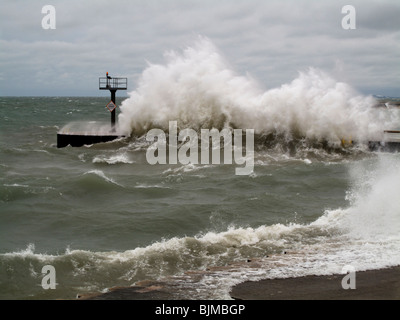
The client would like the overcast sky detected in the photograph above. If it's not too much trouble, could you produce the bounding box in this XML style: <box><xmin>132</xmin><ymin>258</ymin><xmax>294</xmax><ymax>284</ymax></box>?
<box><xmin>0</xmin><ymin>0</ymin><xmax>399</xmax><ymax>97</ymax></box>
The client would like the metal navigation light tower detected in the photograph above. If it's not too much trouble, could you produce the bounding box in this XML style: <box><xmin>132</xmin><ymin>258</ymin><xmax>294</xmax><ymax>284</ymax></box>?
<box><xmin>57</xmin><ymin>73</ymin><xmax>128</xmax><ymax>148</ymax></box>
<box><xmin>99</xmin><ymin>72</ymin><xmax>128</xmax><ymax>130</ymax></box>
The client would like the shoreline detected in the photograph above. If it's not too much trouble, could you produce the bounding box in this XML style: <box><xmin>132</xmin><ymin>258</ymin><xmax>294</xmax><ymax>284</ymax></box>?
<box><xmin>230</xmin><ymin>266</ymin><xmax>400</xmax><ymax>300</ymax></box>
<box><xmin>78</xmin><ymin>265</ymin><xmax>400</xmax><ymax>300</ymax></box>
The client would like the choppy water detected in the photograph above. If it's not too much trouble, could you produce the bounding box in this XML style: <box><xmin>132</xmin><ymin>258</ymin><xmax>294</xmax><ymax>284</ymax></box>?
<box><xmin>1</xmin><ymin>96</ymin><xmax>399</xmax><ymax>300</ymax></box>
<box><xmin>1</xmin><ymin>40</ymin><xmax>400</xmax><ymax>300</ymax></box>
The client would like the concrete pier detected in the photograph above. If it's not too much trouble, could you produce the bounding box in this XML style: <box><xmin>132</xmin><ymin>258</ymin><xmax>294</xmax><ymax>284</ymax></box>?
<box><xmin>57</xmin><ymin>132</ymin><xmax>123</xmax><ymax>148</ymax></box>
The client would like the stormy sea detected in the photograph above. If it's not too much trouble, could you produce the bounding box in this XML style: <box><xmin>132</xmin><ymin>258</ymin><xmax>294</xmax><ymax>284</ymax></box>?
<box><xmin>1</xmin><ymin>39</ymin><xmax>399</xmax><ymax>300</ymax></box>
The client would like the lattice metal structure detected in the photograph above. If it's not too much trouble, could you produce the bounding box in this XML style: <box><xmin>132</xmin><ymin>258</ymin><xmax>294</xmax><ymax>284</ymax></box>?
<box><xmin>99</xmin><ymin>73</ymin><xmax>127</xmax><ymax>129</ymax></box>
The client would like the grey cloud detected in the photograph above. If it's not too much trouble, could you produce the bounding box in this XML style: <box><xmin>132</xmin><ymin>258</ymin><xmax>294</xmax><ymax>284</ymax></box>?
<box><xmin>0</xmin><ymin>0</ymin><xmax>399</xmax><ymax>96</ymax></box>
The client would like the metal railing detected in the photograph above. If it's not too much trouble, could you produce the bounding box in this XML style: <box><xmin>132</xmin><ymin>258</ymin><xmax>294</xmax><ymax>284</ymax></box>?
<box><xmin>99</xmin><ymin>77</ymin><xmax>128</xmax><ymax>90</ymax></box>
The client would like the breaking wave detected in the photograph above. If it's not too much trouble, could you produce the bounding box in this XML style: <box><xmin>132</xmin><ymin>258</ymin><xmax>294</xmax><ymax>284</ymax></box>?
<box><xmin>119</xmin><ymin>37</ymin><xmax>398</xmax><ymax>148</ymax></box>
<box><xmin>2</xmin><ymin>154</ymin><xmax>399</xmax><ymax>299</ymax></box>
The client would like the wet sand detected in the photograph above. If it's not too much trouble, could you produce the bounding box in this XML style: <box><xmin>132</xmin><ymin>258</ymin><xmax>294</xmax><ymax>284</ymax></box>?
<box><xmin>78</xmin><ymin>266</ymin><xmax>400</xmax><ymax>300</ymax></box>
<box><xmin>77</xmin><ymin>281</ymin><xmax>175</xmax><ymax>300</ymax></box>
<box><xmin>230</xmin><ymin>266</ymin><xmax>400</xmax><ymax>300</ymax></box>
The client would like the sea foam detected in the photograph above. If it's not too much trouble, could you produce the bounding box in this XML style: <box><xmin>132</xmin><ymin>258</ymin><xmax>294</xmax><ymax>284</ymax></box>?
<box><xmin>119</xmin><ymin>37</ymin><xmax>398</xmax><ymax>145</ymax></box>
